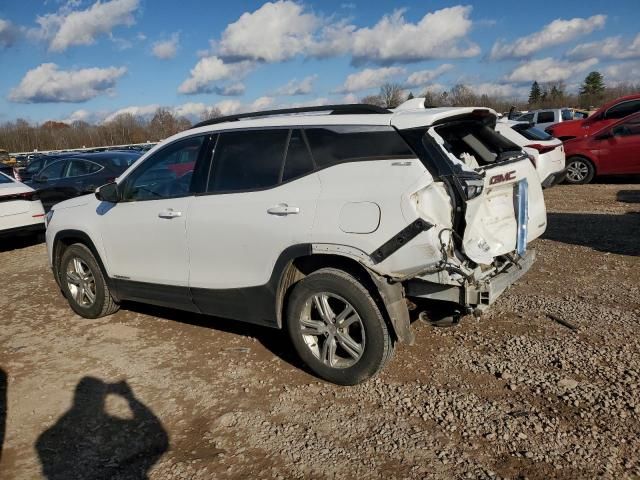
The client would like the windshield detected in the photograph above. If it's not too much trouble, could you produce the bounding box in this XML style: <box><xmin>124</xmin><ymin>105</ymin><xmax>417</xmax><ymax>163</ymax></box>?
<box><xmin>561</xmin><ymin>109</ymin><xmax>573</xmax><ymax>121</ymax></box>
<box><xmin>0</xmin><ymin>172</ymin><xmax>14</xmax><ymax>184</ymax></box>
<box><xmin>512</xmin><ymin>124</ymin><xmax>553</xmax><ymax>141</ymax></box>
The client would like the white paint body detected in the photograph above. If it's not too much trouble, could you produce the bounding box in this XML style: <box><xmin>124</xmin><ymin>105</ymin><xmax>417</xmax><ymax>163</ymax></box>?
<box><xmin>46</xmin><ymin>105</ymin><xmax>547</xmax><ymax>294</ymax></box>
<box><xmin>0</xmin><ymin>173</ymin><xmax>45</xmax><ymax>234</ymax></box>
<box><xmin>496</xmin><ymin>120</ymin><xmax>565</xmax><ymax>185</ymax></box>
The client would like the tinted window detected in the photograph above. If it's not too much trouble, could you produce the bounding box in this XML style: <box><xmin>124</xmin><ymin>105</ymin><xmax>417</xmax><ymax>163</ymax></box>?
<box><xmin>39</xmin><ymin>160</ymin><xmax>67</xmax><ymax>180</ymax></box>
<box><xmin>612</xmin><ymin>115</ymin><xmax>640</xmax><ymax>137</ymax></box>
<box><xmin>512</xmin><ymin>124</ymin><xmax>553</xmax><ymax>141</ymax></box>
<box><xmin>209</xmin><ymin>129</ymin><xmax>289</xmax><ymax>192</ymax></box>
<box><xmin>123</xmin><ymin>135</ymin><xmax>205</xmax><ymax>201</ymax></box>
<box><xmin>0</xmin><ymin>173</ymin><xmax>12</xmax><ymax>184</ymax></box>
<box><xmin>604</xmin><ymin>100</ymin><xmax>640</xmax><ymax>120</ymax></box>
<box><xmin>537</xmin><ymin>111</ymin><xmax>555</xmax><ymax>123</ymax></box>
<box><xmin>25</xmin><ymin>159</ymin><xmax>43</xmax><ymax>174</ymax></box>
<box><xmin>305</xmin><ymin>126</ymin><xmax>413</xmax><ymax>168</ymax></box>
<box><xmin>67</xmin><ymin>160</ymin><xmax>102</xmax><ymax>177</ymax></box>
<box><xmin>517</xmin><ymin>113</ymin><xmax>534</xmax><ymax>122</ymax></box>
<box><xmin>283</xmin><ymin>130</ymin><xmax>314</xmax><ymax>182</ymax></box>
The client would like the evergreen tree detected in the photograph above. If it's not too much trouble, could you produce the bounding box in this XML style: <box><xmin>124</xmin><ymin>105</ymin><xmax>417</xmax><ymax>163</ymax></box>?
<box><xmin>528</xmin><ymin>81</ymin><xmax>541</xmax><ymax>106</ymax></box>
<box><xmin>407</xmin><ymin>91</ymin><xmax>414</xmax><ymax>101</ymax></box>
<box><xmin>580</xmin><ymin>71</ymin><xmax>605</xmax><ymax>96</ymax></box>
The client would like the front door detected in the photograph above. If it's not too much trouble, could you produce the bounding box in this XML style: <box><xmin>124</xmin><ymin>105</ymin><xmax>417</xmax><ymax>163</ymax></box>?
<box><xmin>99</xmin><ymin>134</ymin><xmax>208</xmax><ymax>307</ymax></box>
<box><xmin>603</xmin><ymin>114</ymin><xmax>640</xmax><ymax>174</ymax></box>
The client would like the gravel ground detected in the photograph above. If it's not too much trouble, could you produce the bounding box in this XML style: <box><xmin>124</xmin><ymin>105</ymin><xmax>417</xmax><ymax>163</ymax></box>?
<box><xmin>1</xmin><ymin>182</ymin><xmax>639</xmax><ymax>479</ymax></box>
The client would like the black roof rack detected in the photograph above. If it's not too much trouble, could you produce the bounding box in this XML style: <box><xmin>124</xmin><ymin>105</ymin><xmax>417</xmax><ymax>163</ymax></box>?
<box><xmin>191</xmin><ymin>104</ymin><xmax>392</xmax><ymax>129</ymax></box>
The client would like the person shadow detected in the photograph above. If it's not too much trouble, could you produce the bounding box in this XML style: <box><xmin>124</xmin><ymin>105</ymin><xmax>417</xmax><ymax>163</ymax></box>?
<box><xmin>36</xmin><ymin>377</ymin><xmax>169</xmax><ymax>480</ymax></box>
<box><xmin>0</xmin><ymin>368</ymin><xmax>6</xmax><ymax>463</ymax></box>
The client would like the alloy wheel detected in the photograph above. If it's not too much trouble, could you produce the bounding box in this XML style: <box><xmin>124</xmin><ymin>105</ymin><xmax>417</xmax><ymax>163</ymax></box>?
<box><xmin>300</xmin><ymin>293</ymin><xmax>365</xmax><ymax>369</ymax></box>
<box><xmin>66</xmin><ymin>257</ymin><xmax>97</xmax><ymax>307</ymax></box>
<box><xmin>566</xmin><ymin>160</ymin><xmax>590</xmax><ymax>183</ymax></box>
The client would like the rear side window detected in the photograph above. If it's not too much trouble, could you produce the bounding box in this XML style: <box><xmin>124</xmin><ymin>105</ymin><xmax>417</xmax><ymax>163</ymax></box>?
<box><xmin>305</xmin><ymin>126</ymin><xmax>413</xmax><ymax>168</ymax></box>
<box><xmin>209</xmin><ymin>129</ymin><xmax>289</xmax><ymax>192</ymax></box>
<box><xmin>537</xmin><ymin>111</ymin><xmax>555</xmax><ymax>123</ymax></box>
<box><xmin>604</xmin><ymin>100</ymin><xmax>640</xmax><ymax>120</ymax></box>
<box><xmin>283</xmin><ymin>130</ymin><xmax>314</xmax><ymax>182</ymax></box>
<box><xmin>67</xmin><ymin>160</ymin><xmax>102</xmax><ymax>177</ymax></box>
<box><xmin>512</xmin><ymin>124</ymin><xmax>553</xmax><ymax>141</ymax></box>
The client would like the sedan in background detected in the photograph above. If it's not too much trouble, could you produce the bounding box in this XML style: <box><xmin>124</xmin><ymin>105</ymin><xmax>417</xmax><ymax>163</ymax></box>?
<box><xmin>495</xmin><ymin>120</ymin><xmax>566</xmax><ymax>188</ymax></box>
<box><xmin>563</xmin><ymin>111</ymin><xmax>640</xmax><ymax>184</ymax></box>
<box><xmin>27</xmin><ymin>151</ymin><xmax>141</xmax><ymax>211</ymax></box>
<box><xmin>0</xmin><ymin>172</ymin><xmax>45</xmax><ymax>238</ymax></box>
<box><xmin>546</xmin><ymin>93</ymin><xmax>640</xmax><ymax>141</ymax></box>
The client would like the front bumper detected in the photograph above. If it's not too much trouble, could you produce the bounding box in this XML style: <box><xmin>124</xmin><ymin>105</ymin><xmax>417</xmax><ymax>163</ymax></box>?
<box><xmin>406</xmin><ymin>249</ymin><xmax>536</xmax><ymax>310</ymax></box>
<box><xmin>541</xmin><ymin>168</ymin><xmax>567</xmax><ymax>188</ymax></box>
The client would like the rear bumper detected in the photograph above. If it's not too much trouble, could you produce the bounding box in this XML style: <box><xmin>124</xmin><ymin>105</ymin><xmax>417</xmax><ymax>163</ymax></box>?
<box><xmin>541</xmin><ymin>168</ymin><xmax>567</xmax><ymax>188</ymax></box>
<box><xmin>406</xmin><ymin>249</ymin><xmax>536</xmax><ymax>311</ymax></box>
<box><xmin>0</xmin><ymin>222</ymin><xmax>45</xmax><ymax>238</ymax></box>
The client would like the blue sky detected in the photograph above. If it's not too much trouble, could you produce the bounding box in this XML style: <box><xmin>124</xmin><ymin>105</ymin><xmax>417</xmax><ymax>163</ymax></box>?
<box><xmin>0</xmin><ymin>0</ymin><xmax>638</xmax><ymax>124</ymax></box>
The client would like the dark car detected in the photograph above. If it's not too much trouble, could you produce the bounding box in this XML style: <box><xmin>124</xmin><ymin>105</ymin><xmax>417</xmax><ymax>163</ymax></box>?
<box><xmin>0</xmin><ymin>163</ymin><xmax>15</xmax><ymax>178</ymax></box>
<box><xmin>27</xmin><ymin>151</ymin><xmax>141</xmax><ymax>211</ymax></box>
<box><xmin>18</xmin><ymin>153</ymin><xmax>81</xmax><ymax>183</ymax></box>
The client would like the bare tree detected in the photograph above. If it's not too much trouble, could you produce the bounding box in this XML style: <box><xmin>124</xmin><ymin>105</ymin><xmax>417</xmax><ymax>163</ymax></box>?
<box><xmin>360</xmin><ymin>94</ymin><xmax>384</xmax><ymax>107</ymax></box>
<box><xmin>199</xmin><ymin>106</ymin><xmax>223</xmax><ymax>122</ymax></box>
<box><xmin>379</xmin><ymin>83</ymin><xmax>404</xmax><ymax>108</ymax></box>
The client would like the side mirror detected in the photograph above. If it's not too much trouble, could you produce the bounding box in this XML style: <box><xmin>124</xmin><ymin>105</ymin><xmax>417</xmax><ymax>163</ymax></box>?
<box><xmin>95</xmin><ymin>182</ymin><xmax>120</xmax><ymax>203</ymax></box>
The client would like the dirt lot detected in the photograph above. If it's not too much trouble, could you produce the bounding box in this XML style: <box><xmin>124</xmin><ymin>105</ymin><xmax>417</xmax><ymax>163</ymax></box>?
<box><xmin>1</xmin><ymin>183</ymin><xmax>639</xmax><ymax>479</ymax></box>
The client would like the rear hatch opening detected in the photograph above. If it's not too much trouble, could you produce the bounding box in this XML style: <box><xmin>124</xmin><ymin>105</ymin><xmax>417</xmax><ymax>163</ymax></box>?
<box><xmin>425</xmin><ymin>114</ymin><xmax>547</xmax><ymax>268</ymax></box>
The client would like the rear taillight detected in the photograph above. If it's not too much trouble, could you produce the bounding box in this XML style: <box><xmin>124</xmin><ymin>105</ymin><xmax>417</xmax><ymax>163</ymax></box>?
<box><xmin>526</xmin><ymin>144</ymin><xmax>556</xmax><ymax>154</ymax></box>
<box><xmin>525</xmin><ymin>152</ymin><xmax>537</xmax><ymax>166</ymax></box>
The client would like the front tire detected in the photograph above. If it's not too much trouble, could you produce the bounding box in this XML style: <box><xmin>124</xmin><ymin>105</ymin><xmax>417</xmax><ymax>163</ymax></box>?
<box><xmin>59</xmin><ymin>243</ymin><xmax>119</xmax><ymax>319</ymax></box>
<box><xmin>565</xmin><ymin>157</ymin><xmax>595</xmax><ymax>184</ymax></box>
<box><xmin>286</xmin><ymin>268</ymin><xmax>394</xmax><ymax>385</ymax></box>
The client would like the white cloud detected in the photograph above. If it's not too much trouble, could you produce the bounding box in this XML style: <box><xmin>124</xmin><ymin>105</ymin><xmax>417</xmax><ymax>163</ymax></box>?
<box><xmin>213</xmin><ymin>96</ymin><xmax>275</xmax><ymax>116</ymax></box>
<box><xmin>490</xmin><ymin>15</ymin><xmax>606</xmax><ymax>60</ymax></box>
<box><xmin>8</xmin><ymin>63</ymin><xmax>127</xmax><ymax>103</ymax></box>
<box><xmin>213</xmin><ymin>2</ymin><xmax>478</xmax><ymax>65</ymax></box>
<box><xmin>405</xmin><ymin>64</ymin><xmax>454</xmax><ymax>87</ymax></box>
<box><xmin>336</xmin><ymin>66</ymin><xmax>405</xmax><ymax>93</ymax></box>
<box><xmin>602</xmin><ymin>61</ymin><xmax>640</xmax><ymax>85</ymax></box>
<box><xmin>178</xmin><ymin>56</ymin><xmax>254</xmax><ymax>94</ymax></box>
<box><xmin>0</xmin><ymin>18</ymin><xmax>20</xmax><ymax>48</ymax></box>
<box><xmin>504</xmin><ymin>57</ymin><xmax>598</xmax><ymax>83</ymax></box>
<box><xmin>274</xmin><ymin>75</ymin><xmax>317</xmax><ymax>96</ymax></box>
<box><xmin>152</xmin><ymin>32</ymin><xmax>179</xmax><ymax>60</ymax></box>
<box><xmin>103</xmin><ymin>104</ymin><xmax>159</xmax><ymax>122</ymax></box>
<box><xmin>32</xmin><ymin>0</ymin><xmax>139</xmax><ymax>52</ymax></box>
<box><xmin>336</xmin><ymin>6</ymin><xmax>480</xmax><ymax>65</ymax></box>
<box><xmin>471</xmin><ymin>82</ymin><xmax>529</xmax><ymax>98</ymax></box>
<box><xmin>61</xmin><ymin>109</ymin><xmax>105</xmax><ymax>124</ymax></box>
<box><xmin>213</xmin><ymin>83</ymin><xmax>245</xmax><ymax>96</ymax></box>
<box><xmin>218</xmin><ymin>1</ymin><xmax>318</xmax><ymax>62</ymax></box>
<box><xmin>567</xmin><ymin>33</ymin><xmax>640</xmax><ymax>60</ymax></box>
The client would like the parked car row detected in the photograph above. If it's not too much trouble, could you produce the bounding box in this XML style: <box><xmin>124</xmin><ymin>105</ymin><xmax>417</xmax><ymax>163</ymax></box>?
<box><xmin>0</xmin><ymin>171</ymin><xmax>45</xmax><ymax>238</ymax></box>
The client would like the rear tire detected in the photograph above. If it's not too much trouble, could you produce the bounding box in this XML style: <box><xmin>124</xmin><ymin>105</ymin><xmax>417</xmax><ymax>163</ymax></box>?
<box><xmin>59</xmin><ymin>243</ymin><xmax>119</xmax><ymax>319</ymax></box>
<box><xmin>565</xmin><ymin>156</ymin><xmax>595</xmax><ymax>184</ymax></box>
<box><xmin>286</xmin><ymin>268</ymin><xmax>393</xmax><ymax>385</ymax></box>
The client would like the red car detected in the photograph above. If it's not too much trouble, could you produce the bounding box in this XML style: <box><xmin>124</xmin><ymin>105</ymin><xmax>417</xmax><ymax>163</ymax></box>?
<box><xmin>563</xmin><ymin>111</ymin><xmax>640</xmax><ymax>184</ymax></box>
<box><xmin>546</xmin><ymin>93</ymin><xmax>640</xmax><ymax>141</ymax></box>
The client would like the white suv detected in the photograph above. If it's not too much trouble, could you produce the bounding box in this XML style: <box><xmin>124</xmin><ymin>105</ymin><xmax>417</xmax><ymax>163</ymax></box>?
<box><xmin>46</xmin><ymin>99</ymin><xmax>547</xmax><ymax>385</ymax></box>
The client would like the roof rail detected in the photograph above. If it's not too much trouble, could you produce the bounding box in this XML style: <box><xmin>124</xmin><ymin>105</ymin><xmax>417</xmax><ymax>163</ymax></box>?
<box><xmin>191</xmin><ymin>104</ymin><xmax>392</xmax><ymax>129</ymax></box>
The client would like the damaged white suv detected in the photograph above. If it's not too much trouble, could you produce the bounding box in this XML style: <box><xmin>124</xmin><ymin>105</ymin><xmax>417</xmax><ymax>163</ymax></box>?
<box><xmin>46</xmin><ymin>98</ymin><xmax>546</xmax><ymax>385</ymax></box>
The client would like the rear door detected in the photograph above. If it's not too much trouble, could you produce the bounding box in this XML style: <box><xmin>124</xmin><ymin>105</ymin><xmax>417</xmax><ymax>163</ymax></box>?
<box><xmin>187</xmin><ymin>128</ymin><xmax>321</xmax><ymax>322</ymax></box>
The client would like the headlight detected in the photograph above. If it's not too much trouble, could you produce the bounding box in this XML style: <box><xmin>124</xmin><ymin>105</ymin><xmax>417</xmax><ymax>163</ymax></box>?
<box><xmin>45</xmin><ymin>209</ymin><xmax>54</xmax><ymax>228</ymax></box>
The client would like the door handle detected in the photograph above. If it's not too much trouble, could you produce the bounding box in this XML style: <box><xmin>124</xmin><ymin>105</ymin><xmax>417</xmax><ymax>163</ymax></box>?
<box><xmin>267</xmin><ymin>203</ymin><xmax>300</xmax><ymax>216</ymax></box>
<box><xmin>158</xmin><ymin>209</ymin><xmax>182</xmax><ymax>219</ymax></box>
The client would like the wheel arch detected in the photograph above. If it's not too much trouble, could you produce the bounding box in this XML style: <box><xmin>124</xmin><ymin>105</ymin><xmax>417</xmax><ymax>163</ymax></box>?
<box><xmin>52</xmin><ymin>230</ymin><xmax>114</xmax><ymax>296</ymax></box>
<box><xmin>275</xmin><ymin>248</ymin><xmax>413</xmax><ymax>344</ymax></box>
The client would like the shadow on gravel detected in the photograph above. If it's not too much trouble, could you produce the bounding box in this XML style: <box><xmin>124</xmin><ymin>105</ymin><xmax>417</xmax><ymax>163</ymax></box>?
<box><xmin>592</xmin><ymin>175</ymin><xmax>640</xmax><ymax>184</ymax></box>
<box><xmin>122</xmin><ymin>302</ymin><xmax>311</xmax><ymax>376</ymax></box>
<box><xmin>36</xmin><ymin>377</ymin><xmax>168</xmax><ymax>480</ymax></box>
<box><xmin>617</xmin><ymin>190</ymin><xmax>640</xmax><ymax>204</ymax></box>
<box><xmin>0</xmin><ymin>232</ymin><xmax>44</xmax><ymax>253</ymax></box>
<box><xmin>0</xmin><ymin>368</ymin><xmax>6</xmax><ymax>463</ymax></box>
<box><xmin>544</xmin><ymin>212</ymin><xmax>640</xmax><ymax>256</ymax></box>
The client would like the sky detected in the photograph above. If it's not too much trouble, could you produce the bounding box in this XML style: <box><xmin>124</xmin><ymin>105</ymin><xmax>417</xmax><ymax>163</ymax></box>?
<box><xmin>0</xmin><ymin>0</ymin><xmax>639</xmax><ymax>124</ymax></box>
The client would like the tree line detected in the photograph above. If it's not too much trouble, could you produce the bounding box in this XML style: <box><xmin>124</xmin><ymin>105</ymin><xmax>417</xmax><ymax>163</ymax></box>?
<box><xmin>2</xmin><ymin>71</ymin><xmax>638</xmax><ymax>154</ymax></box>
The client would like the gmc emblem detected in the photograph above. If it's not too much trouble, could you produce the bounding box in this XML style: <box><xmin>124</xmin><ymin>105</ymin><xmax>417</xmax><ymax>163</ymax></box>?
<box><xmin>489</xmin><ymin>171</ymin><xmax>516</xmax><ymax>185</ymax></box>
